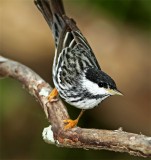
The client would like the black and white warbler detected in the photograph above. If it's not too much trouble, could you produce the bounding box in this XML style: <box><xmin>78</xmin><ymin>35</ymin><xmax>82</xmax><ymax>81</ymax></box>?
<box><xmin>35</xmin><ymin>0</ymin><xmax>122</xmax><ymax>130</ymax></box>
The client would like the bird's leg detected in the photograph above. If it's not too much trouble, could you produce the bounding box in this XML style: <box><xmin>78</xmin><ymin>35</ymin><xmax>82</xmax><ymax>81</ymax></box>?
<box><xmin>63</xmin><ymin>109</ymin><xmax>85</xmax><ymax>130</ymax></box>
<box><xmin>48</xmin><ymin>88</ymin><xmax>58</xmax><ymax>102</ymax></box>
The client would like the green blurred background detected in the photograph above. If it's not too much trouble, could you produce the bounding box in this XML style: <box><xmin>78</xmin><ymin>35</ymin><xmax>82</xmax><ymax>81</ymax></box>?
<box><xmin>0</xmin><ymin>0</ymin><xmax>151</xmax><ymax>159</ymax></box>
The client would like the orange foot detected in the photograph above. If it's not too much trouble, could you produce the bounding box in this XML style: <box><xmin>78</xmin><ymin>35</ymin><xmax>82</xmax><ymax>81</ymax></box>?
<box><xmin>63</xmin><ymin>110</ymin><xmax>85</xmax><ymax>130</ymax></box>
<box><xmin>63</xmin><ymin>119</ymin><xmax>78</xmax><ymax>130</ymax></box>
<box><xmin>48</xmin><ymin>88</ymin><xmax>58</xmax><ymax>102</ymax></box>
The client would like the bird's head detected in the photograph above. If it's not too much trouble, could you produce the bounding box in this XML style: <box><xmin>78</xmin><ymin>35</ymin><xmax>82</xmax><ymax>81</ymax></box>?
<box><xmin>81</xmin><ymin>68</ymin><xmax>122</xmax><ymax>98</ymax></box>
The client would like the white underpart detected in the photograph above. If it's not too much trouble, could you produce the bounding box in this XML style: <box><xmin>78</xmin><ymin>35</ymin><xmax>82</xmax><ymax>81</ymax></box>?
<box><xmin>65</xmin><ymin>77</ymin><xmax>111</xmax><ymax>110</ymax></box>
<box><xmin>70</xmin><ymin>98</ymin><xmax>106</xmax><ymax>109</ymax></box>
<box><xmin>82</xmin><ymin>76</ymin><xmax>110</xmax><ymax>96</ymax></box>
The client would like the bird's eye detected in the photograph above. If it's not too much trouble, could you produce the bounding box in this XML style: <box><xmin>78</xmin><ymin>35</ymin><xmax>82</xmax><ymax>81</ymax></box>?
<box><xmin>98</xmin><ymin>82</ymin><xmax>108</xmax><ymax>88</ymax></box>
<box><xmin>98</xmin><ymin>82</ymin><xmax>104</xmax><ymax>87</ymax></box>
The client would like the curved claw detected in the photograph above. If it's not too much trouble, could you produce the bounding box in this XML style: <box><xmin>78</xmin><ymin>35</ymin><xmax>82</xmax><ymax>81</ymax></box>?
<box><xmin>63</xmin><ymin>119</ymin><xmax>78</xmax><ymax>130</ymax></box>
<box><xmin>48</xmin><ymin>88</ymin><xmax>58</xmax><ymax>102</ymax></box>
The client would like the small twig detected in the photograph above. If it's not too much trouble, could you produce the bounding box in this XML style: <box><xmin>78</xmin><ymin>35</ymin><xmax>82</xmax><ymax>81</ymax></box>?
<box><xmin>0</xmin><ymin>55</ymin><xmax>151</xmax><ymax>158</ymax></box>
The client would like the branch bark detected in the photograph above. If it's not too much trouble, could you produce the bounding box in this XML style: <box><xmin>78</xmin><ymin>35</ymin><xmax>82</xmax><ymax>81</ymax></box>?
<box><xmin>0</xmin><ymin>55</ymin><xmax>151</xmax><ymax>158</ymax></box>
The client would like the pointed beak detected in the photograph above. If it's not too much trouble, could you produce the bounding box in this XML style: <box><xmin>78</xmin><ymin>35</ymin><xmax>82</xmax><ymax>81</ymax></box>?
<box><xmin>107</xmin><ymin>89</ymin><xmax>123</xmax><ymax>96</ymax></box>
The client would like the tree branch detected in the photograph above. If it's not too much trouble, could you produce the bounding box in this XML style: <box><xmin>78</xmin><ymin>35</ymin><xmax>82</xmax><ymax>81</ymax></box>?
<box><xmin>0</xmin><ymin>55</ymin><xmax>151</xmax><ymax>158</ymax></box>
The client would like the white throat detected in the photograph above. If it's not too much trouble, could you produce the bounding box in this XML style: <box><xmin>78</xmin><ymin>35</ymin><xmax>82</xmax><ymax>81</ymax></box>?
<box><xmin>82</xmin><ymin>77</ymin><xmax>109</xmax><ymax>96</ymax></box>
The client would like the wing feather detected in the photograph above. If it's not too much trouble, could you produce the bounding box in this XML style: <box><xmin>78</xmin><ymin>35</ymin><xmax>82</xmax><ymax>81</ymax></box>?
<box><xmin>53</xmin><ymin>15</ymin><xmax>101</xmax><ymax>90</ymax></box>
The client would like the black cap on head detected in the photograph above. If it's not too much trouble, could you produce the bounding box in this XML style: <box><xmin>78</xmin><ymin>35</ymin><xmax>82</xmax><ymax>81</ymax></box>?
<box><xmin>85</xmin><ymin>68</ymin><xmax>117</xmax><ymax>90</ymax></box>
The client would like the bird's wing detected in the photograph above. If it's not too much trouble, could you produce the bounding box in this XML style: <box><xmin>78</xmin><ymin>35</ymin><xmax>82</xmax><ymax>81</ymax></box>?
<box><xmin>55</xmin><ymin>16</ymin><xmax>100</xmax><ymax>77</ymax></box>
<box><xmin>35</xmin><ymin>0</ymin><xmax>101</xmax><ymax>78</ymax></box>
<box><xmin>54</xmin><ymin>15</ymin><xmax>101</xmax><ymax>73</ymax></box>
<box><xmin>54</xmin><ymin>46</ymin><xmax>96</xmax><ymax>90</ymax></box>
<box><xmin>55</xmin><ymin>35</ymin><xmax>100</xmax><ymax>89</ymax></box>
<box><xmin>52</xmin><ymin>15</ymin><xmax>102</xmax><ymax>89</ymax></box>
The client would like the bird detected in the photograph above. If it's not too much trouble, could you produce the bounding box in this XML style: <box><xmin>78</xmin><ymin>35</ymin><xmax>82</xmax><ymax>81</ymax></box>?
<box><xmin>34</xmin><ymin>0</ymin><xmax>122</xmax><ymax>130</ymax></box>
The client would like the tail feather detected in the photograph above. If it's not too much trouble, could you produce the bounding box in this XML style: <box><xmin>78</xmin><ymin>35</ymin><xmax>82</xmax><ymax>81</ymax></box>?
<box><xmin>34</xmin><ymin>0</ymin><xmax>65</xmax><ymax>26</ymax></box>
<box><xmin>34</xmin><ymin>0</ymin><xmax>66</xmax><ymax>46</ymax></box>
<box><xmin>49</xmin><ymin>0</ymin><xmax>65</xmax><ymax>16</ymax></box>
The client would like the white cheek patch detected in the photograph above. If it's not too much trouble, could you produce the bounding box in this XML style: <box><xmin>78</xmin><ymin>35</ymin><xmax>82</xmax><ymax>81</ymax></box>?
<box><xmin>82</xmin><ymin>77</ymin><xmax>109</xmax><ymax>95</ymax></box>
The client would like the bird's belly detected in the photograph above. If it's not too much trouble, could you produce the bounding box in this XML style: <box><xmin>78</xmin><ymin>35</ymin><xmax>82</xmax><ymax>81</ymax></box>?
<box><xmin>53</xmin><ymin>74</ymin><xmax>103</xmax><ymax>109</ymax></box>
<box><xmin>67</xmin><ymin>98</ymin><xmax>102</xmax><ymax>110</ymax></box>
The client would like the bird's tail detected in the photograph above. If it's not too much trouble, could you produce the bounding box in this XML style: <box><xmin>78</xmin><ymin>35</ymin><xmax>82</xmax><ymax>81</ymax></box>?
<box><xmin>34</xmin><ymin>0</ymin><xmax>66</xmax><ymax>46</ymax></box>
